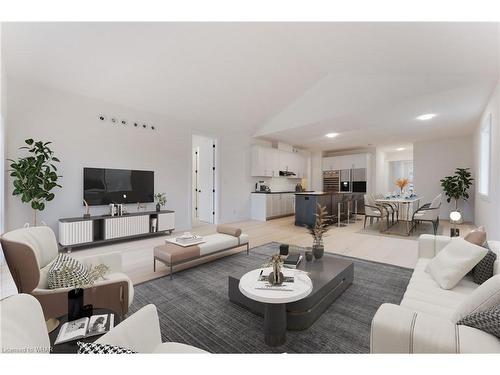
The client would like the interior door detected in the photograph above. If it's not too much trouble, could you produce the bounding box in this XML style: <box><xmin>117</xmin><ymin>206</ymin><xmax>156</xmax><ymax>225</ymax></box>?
<box><xmin>197</xmin><ymin>137</ymin><xmax>215</xmax><ymax>223</ymax></box>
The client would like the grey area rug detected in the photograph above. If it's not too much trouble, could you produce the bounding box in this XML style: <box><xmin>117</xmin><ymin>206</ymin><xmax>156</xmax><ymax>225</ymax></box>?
<box><xmin>357</xmin><ymin>220</ymin><xmax>442</xmax><ymax>240</ymax></box>
<box><xmin>129</xmin><ymin>242</ymin><xmax>412</xmax><ymax>353</ymax></box>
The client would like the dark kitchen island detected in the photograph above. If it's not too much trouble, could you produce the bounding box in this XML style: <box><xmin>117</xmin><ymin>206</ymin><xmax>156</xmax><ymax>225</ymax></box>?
<box><xmin>294</xmin><ymin>192</ymin><xmax>365</xmax><ymax>227</ymax></box>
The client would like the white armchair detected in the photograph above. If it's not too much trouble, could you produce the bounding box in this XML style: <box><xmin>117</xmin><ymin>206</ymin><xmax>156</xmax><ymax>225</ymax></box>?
<box><xmin>95</xmin><ymin>304</ymin><xmax>207</xmax><ymax>353</ymax></box>
<box><xmin>0</xmin><ymin>226</ymin><xmax>134</xmax><ymax>320</ymax></box>
<box><xmin>0</xmin><ymin>294</ymin><xmax>206</xmax><ymax>354</ymax></box>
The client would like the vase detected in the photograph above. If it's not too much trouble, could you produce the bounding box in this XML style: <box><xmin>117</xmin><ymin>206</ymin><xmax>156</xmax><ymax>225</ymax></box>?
<box><xmin>68</xmin><ymin>288</ymin><xmax>84</xmax><ymax>321</ymax></box>
<box><xmin>305</xmin><ymin>251</ymin><xmax>313</xmax><ymax>262</ymax></box>
<box><xmin>156</xmin><ymin>203</ymin><xmax>161</xmax><ymax>212</ymax></box>
<box><xmin>312</xmin><ymin>239</ymin><xmax>324</xmax><ymax>259</ymax></box>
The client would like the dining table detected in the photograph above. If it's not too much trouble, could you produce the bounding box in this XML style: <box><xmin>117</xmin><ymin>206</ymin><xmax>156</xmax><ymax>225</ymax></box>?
<box><xmin>375</xmin><ymin>196</ymin><xmax>423</xmax><ymax>236</ymax></box>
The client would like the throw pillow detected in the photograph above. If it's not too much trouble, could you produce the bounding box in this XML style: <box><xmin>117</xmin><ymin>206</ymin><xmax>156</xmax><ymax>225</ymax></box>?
<box><xmin>473</xmin><ymin>243</ymin><xmax>497</xmax><ymax>284</ymax></box>
<box><xmin>457</xmin><ymin>307</ymin><xmax>500</xmax><ymax>339</ymax></box>
<box><xmin>77</xmin><ymin>341</ymin><xmax>136</xmax><ymax>354</ymax></box>
<box><xmin>47</xmin><ymin>254</ymin><xmax>92</xmax><ymax>289</ymax></box>
<box><xmin>426</xmin><ymin>237</ymin><xmax>488</xmax><ymax>289</ymax></box>
<box><xmin>452</xmin><ymin>274</ymin><xmax>500</xmax><ymax>322</ymax></box>
<box><xmin>464</xmin><ymin>226</ymin><xmax>487</xmax><ymax>246</ymax></box>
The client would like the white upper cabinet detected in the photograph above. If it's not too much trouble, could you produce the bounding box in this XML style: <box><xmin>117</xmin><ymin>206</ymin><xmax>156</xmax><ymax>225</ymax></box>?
<box><xmin>251</xmin><ymin>145</ymin><xmax>306</xmax><ymax>178</ymax></box>
<box><xmin>322</xmin><ymin>153</ymin><xmax>368</xmax><ymax>171</ymax></box>
<box><xmin>251</xmin><ymin>145</ymin><xmax>280</xmax><ymax>177</ymax></box>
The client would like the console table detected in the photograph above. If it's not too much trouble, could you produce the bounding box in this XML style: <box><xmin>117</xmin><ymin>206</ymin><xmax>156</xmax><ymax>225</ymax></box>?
<box><xmin>58</xmin><ymin>210</ymin><xmax>175</xmax><ymax>252</ymax></box>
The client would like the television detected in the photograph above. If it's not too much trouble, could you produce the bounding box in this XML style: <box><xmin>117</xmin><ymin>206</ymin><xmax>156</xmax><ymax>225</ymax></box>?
<box><xmin>84</xmin><ymin>167</ymin><xmax>154</xmax><ymax>206</ymax></box>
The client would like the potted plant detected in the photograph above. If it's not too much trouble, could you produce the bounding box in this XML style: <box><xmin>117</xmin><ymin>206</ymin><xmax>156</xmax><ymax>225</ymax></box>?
<box><xmin>307</xmin><ymin>204</ymin><xmax>332</xmax><ymax>259</ymax></box>
<box><xmin>440</xmin><ymin>168</ymin><xmax>474</xmax><ymax>219</ymax></box>
<box><xmin>154</xmin><ymin>192</ymin><xmax>167</xmax><ymax>212</ymax></box>
<box><xmin>8</xmin><ymin>139</ymin><xmax>62</xmax><ymax>226</ymax></box>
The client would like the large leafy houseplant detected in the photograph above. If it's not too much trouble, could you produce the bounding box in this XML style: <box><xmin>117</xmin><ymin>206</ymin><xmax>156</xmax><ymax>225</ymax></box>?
<box><xmin>8</xmin><ymin>139</ymin><xmax>62</xmax><ymax>226</ymax></box>
<box><xmin>440</xmin><ymin>167</ymin><xmax>474</xmax><ymax>211</ymax></box>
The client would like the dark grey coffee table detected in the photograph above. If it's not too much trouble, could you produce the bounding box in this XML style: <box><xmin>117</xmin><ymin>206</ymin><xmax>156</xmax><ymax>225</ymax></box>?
<box><xmin>228</xmin><ymin>253</ymin><xmax>353</xmax><ymax>332</ymax></box>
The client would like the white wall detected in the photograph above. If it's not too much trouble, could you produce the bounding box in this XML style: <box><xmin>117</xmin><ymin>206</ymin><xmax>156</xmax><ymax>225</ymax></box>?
<box><xmin>5</xmin><ymin>80</ymin><xmax>255</xmax><ymax>234</ymax></box>
<box><xmin>0</xmin><ymin>25</ymin><xmax>6</xmax><ymax>234</ymax></box>
<box><xmin>474</xmin><ymin>83</ymin><xmax>500</xmax><ymax>239</ymax></box>
<box><xmin>413</xmin><ymin>135</ymin><xmax>475</xmax><ymax>222</ymax></box>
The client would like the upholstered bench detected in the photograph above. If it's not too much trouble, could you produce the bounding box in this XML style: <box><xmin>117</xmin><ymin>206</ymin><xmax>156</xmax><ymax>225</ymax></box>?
<box><xmin>153</xmin><ymin>225</ymin><xmax>249</xmax><ymax>279</ymax></box>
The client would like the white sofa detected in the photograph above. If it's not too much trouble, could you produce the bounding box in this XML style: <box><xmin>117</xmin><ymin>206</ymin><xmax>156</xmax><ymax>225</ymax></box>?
<box><xmin>371</xmin><ymin>234</ymin><xmax>500</xmax><ymax>353</ymax></box>
<box><xmin>0</xmin><ymin>293</ymin><xmax>207</xmax><ymax>353</ymax></box>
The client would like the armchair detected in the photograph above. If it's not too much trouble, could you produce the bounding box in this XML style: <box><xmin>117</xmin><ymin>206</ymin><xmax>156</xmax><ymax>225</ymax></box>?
<box><xmin>412</xmin><ymin>194</ymin><xmax>442</xmax><ymax>234</ymax></box>
<box><xmin>0</xmin><ymin>294</ymin><xmax>206</xmax><ymax>353</ymax></box>
<box><xmin>0</xmin><ymin>226</ymin><xmax>134</xmax><ymax>321</ymax></box>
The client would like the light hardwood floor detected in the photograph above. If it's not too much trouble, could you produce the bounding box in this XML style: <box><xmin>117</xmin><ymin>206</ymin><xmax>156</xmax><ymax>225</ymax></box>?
<box><xmin>1</xmin><ymin>216</ymin><xmax>475</xmax><ymax>297</ymax></box>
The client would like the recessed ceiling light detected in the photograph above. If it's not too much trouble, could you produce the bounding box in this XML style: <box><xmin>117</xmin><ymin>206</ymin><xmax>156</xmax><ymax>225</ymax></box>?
<box><xmin>396</xmin><ymin>147</ymin><xmax>406</xmax><ymax>151</ymax></box>
<box><xmin>325</xmin><ymin>133</ymin><xmax>339</xmax><ymax>138</ymax></box>
<box><xmin>416</xmin><ymin>113</ymin><xmax>437</xmax><ymax>121</ymax></box>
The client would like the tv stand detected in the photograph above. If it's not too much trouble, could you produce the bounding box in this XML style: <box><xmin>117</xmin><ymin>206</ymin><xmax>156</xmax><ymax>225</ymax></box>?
<box><xmin>58</xmin><ymin>210</ymin><xmax>175</xmax><ymax>252</ymax></box>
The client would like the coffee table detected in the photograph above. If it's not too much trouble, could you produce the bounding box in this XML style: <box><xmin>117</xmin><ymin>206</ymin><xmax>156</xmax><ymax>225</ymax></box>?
<box><xmin>229</xmin><ymin>252</ymin><xmax>354</xmax><ymax>337</ymax></box>
<box><xmin>239</xmin><ymin>267</ymin><xmax>313</xmax><ymax>346</ymax></box>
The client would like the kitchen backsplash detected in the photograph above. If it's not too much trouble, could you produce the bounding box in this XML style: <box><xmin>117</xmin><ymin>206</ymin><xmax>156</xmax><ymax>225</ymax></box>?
<box><xmin>253</xmin><ymin>176</ymin><xmax>301</xmax><ymax>192</ymax></box>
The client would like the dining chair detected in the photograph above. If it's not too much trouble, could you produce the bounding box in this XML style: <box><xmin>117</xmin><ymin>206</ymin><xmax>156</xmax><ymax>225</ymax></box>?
<box><xmin>363</xmin><ymin>194</ymin><xmax>389</xmax><ymax>231</ymax></box>
<box><xmin>412</xmin><ymin>194</ymin><xmax>442</xmax><ymax>234</ymax></box>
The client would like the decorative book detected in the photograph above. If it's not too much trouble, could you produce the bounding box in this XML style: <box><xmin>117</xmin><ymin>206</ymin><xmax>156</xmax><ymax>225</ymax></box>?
<box><xmin>55</xmin><ymin>314</ymin><xmax>114</xmax><ymax>345</ymax></box>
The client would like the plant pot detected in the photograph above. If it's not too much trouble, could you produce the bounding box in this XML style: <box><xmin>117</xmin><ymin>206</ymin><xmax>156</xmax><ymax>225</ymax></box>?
<box><xmin>68</xmin><ymin>288</ymin><xmax>84</xmax><ymax>321</ymax></box>
<box><xmin>312</xmin><ymin>240</ymin><xmax>324</xmax><ymax>259</ymax></box>
<box><xmin>156</xmin><ymin>203</ymin><xmax>161</xmax><ymax>212</ymax></box>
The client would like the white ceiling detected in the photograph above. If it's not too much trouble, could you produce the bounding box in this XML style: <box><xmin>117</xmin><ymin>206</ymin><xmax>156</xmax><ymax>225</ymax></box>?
<box><xmin>3</xmin><ymin>22</ymin><xmax>499</xmax><ymax>150</ymax></box>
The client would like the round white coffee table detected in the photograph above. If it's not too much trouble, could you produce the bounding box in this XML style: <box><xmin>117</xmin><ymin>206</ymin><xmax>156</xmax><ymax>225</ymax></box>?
<box><xmin>239</xmin><ymin>267</ymin><xmax>313</xmax><ymax>346</ymax></box>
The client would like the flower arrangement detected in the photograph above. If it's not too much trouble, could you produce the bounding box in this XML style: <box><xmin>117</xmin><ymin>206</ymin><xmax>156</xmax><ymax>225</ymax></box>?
<box><xmin>395</xmin><ymin>178</ymin><xmax>409</xmax><ymax>193</ymax></box>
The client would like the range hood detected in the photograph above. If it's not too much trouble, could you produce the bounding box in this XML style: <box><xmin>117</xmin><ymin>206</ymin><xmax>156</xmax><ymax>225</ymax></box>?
<box><xmin>279</xmin><ymin>170</ymin><xmax>296</xmax><ymax>177</ymax></box>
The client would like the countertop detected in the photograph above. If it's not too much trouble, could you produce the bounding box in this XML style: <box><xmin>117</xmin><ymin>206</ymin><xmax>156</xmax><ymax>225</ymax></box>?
<box><xmin>251</xmin><ymin>190</ymin><xmax>313</xmax><ymax>194</ymax></box>
<box><xmin>294</xmin><ymin>191</ymin><xmax>365</xmax><ymax>195</ymax></box>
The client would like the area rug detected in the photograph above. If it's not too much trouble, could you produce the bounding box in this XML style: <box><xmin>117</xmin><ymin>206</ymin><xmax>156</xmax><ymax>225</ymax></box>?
<box><xmin>357</xmin><ymin>220</ymin><xmax>443</xmax><ymax>240</ymax></box>
<box><xmin>129</xmin><ymin>242</ymin><xmax>412</xmax><ymax>353</ymax></box>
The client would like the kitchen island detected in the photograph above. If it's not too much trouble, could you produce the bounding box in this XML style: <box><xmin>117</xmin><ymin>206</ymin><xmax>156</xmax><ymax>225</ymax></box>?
<box><xmin>294</xmin><ymin>192</ymin><xmax>365</xmax><ymax>227</ymax></box>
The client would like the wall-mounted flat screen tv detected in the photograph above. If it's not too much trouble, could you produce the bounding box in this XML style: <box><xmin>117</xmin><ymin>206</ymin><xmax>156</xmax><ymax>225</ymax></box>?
<box><xmin>84</xmin><ymin>167</ymin><xmax>154</xmax><ymax>206</ymax></box>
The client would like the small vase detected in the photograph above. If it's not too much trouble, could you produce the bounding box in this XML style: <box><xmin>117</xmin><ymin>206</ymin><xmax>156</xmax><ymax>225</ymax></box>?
<box><xmin>68</xmin><ymin>288</ymin><xmax>84</xmax><ymax>321</ymax></box>
<box><xmin>312</xmin><ymin>239</ymin><xmax>324</xmax><ymax>259</ymax></box>
<box><xmin>156</xmin><ymin>203</ymin><xmax>161</xmax><ymax>212</ymax></box>
<box><xmin>305</xmin><ymin>251</ymin><xmax>313</xmax><ymax>262</ymax></box>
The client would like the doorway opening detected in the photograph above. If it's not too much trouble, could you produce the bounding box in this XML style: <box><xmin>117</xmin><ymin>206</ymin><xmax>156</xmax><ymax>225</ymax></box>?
<box><xmin>192</xmin><ymin>134</ymin><xmax>217</xmax><ymax>226</ymax></box>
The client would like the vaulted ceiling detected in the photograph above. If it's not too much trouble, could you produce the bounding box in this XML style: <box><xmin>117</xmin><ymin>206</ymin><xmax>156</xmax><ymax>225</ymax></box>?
<box><xmin>3</xmin><ymin>22</ymin><xmax>499</xmax><ymax>150</ymax></box>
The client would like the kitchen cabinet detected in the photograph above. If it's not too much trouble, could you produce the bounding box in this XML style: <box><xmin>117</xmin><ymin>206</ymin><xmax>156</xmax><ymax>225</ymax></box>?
<box><xmin>250</xmin><ymin>193</ymin><xmax>296</xmax><ymax>221</ymax></box>
<box><xmin>251</xmin><ymin>145</ymin><xmax>280</xmax><ymax>177</ymax></box>
<box><xmin>251</xmin><ymin>145</ymin><xmax>307</xmax><ymax>178</ymax></box>
<box><xmin>322</xmin><ymin>153</ymin><xmax>368</xmax><ymax>171</ymax></box>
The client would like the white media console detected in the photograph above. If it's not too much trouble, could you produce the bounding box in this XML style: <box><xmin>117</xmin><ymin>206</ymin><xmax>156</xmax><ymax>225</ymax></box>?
<box><xmin>58</xmin><ymin>210</ymin><xmax>175</xmax><ymax>251</ymax></box>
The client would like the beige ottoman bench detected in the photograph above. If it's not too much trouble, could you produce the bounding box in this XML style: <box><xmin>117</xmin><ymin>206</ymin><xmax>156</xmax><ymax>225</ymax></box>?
<box><xmin>154</xmin><ymin>225</ymin><xmax>249</xmax><ymax>279</ymax></box>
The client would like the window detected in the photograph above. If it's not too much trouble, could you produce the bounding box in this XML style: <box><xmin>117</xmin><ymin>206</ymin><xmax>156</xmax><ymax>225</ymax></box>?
<box><xmin>478</xmin><ymin>113</ymin><xmax>492</xmax><ymax>197</ymax></box>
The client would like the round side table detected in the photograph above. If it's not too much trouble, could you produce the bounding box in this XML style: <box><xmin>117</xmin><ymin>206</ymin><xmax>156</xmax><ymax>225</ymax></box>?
<box><xmin>239</xmin><ymin>267</ymin><xmax>312</xmax><ymax>347</ymax></box>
